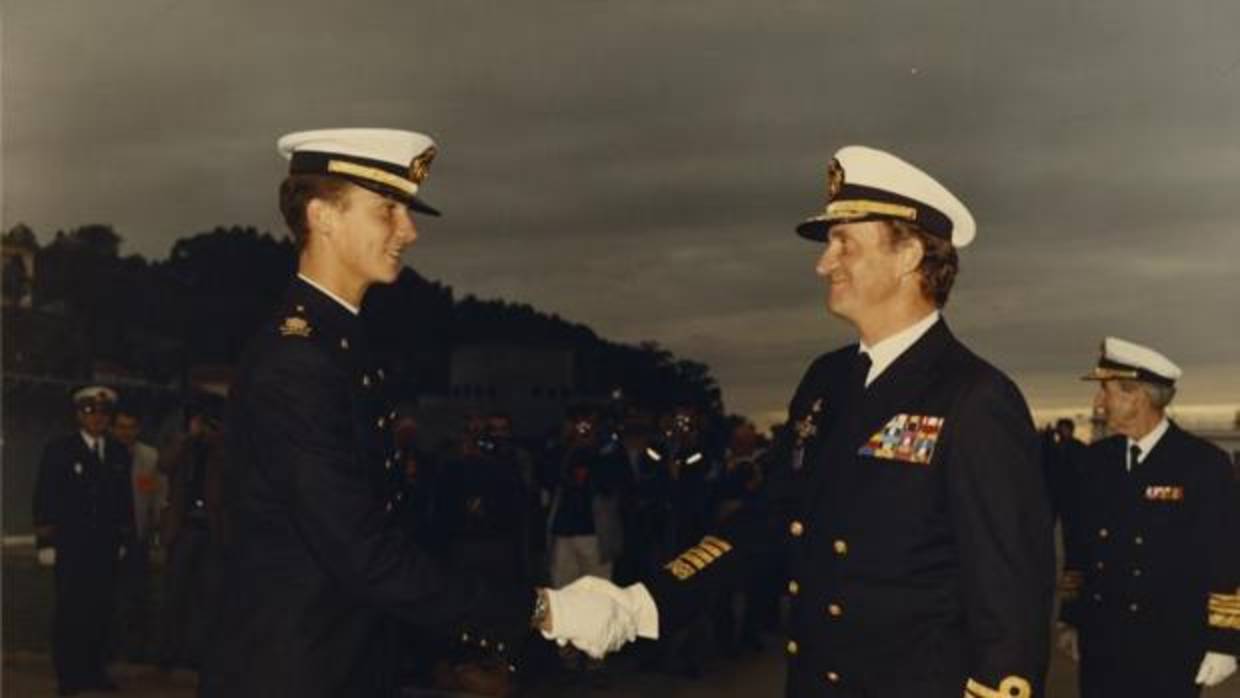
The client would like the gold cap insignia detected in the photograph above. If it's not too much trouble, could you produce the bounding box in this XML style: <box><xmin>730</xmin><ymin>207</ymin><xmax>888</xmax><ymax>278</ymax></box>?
<box><xmin>279</xmin><ymin>316</ymin><xmax>312</xmax><ymax>338</ymax></box>
<box><xmin>826</xmin><ymin>158</ymin><xmax>845</xmax><ymax>200</ymax></box>
<box><xmin>409</xmin><ymin>146</ymin><xmax>437</xmax><ymax>186</ymax></box>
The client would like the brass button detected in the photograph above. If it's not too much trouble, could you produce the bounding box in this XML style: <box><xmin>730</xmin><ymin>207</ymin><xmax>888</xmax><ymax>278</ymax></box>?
<box><xmin>787</xmin><ymin>580</ymin><xmax>800</xmax><ymax>595</ymax></box>
<box><xmin>789</xmin><ymin>521</ymin><xmax>805</xmax><ymax>537</ymax></box>
<box><xmin>1134</xmin><ymin>535</ymin><xmax>1144</xmax><ymax>545</ymax></box>
<box><xmin>832</xmin><ymin>539</ymin><xmax>848</xmax><ymax>555</ymax></box>
<box><xmin>827</xmin><ymin>603</ymin><xmax>843</xmax><ymax>617</ymax></box>
<box><xmin>1098</xmin><ymin>528</ymin><xmax>1109</xmax><ymax>539</ymax></box>
<box><xmin>826</xmin><ymin>671</ymin><xmax>840</xmax><ymax>683</ymax></box>
<box><xmin>340</xmin><ymin>338</ymin><xmax>350</xmax><ymax>350</ymax></box>
<box><xmin>786</xmin><ymin>640</ymin><xmax>799</xmax><ymax>655</ymax></box>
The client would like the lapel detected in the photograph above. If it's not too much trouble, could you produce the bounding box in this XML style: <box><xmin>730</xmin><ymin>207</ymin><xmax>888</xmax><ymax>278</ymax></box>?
<box><xmin>805</xmin><ymin>319</ymin><xmax>957</xmax><ymax>520</ymax></box>
<box><xmin>848</xmin><ymin>319</ymin><xmax>955</xmax><ymax>449</ymax></box>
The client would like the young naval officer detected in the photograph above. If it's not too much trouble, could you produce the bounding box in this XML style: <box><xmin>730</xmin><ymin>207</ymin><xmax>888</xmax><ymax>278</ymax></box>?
<box><xmin>199</xmin><ymin>128</ymin><xmax>636</xmax><ymax>698</ymax></box>
<box><xmin>546</xmin><ymin>146</ymin><xmax>1057</xmax><ymax>698</ymax></box>
<box><xmin>33</xmin><ymin>386</ymin><xmax>134</xmax><ymax>696</ymax></box>
<box><xmin>1057</xmin><ymin>337</ymin><xmax>1239</xmax><ymax>697</ymax></box>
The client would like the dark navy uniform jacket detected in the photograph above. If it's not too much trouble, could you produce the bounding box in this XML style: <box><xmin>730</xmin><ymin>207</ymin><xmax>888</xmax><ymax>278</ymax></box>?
<box><xmin>645</xmin><ymin>319</ymin><xmax>1055</xmax><ymax>698</ymax></box>
<box><xmin>33</xmin><ymin>433</ymin><xmax>133</xmax><ymax>556</ymax></box>
<box><xmin>200</xmin><ymin>278</ymin><xmax>531</xmax><ymax>698</ymax></box>
<box><xmin>1060</xmin><ymin>423</ymin><xmax>1240</xmax><ymax>691</ymax></box>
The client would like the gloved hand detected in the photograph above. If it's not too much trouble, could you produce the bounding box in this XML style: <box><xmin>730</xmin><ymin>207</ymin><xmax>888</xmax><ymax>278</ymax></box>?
<box><xmin>1195</xmin><ymin>652</ymin><xmax>1237</xmax><ymax>687</ymax></box>
<box><xmin>1055</xmin><ymin>622</ymin><xmax>1079</xmax><ymax>662</ymax></box>
<box><xmin>542</xmin><ymin>578</ymin><xmax>639</xmax><ymax>659</ymax></box>
<box><xmin>567</xmin><ymin>575</ymin><xmax>660</xmax><ymax>640</ymax></box>
<box><xmin>117</xmin><ymin>545</ymin><xmax>127</xmax><ymax>561</ymax></box>
<box><xmin>36</xmin><ymin>547</ymin><xmax>56</xmax><ymax>567</ymax></box>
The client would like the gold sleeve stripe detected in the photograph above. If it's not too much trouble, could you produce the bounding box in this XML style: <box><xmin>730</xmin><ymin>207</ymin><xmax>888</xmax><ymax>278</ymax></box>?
<box><xmin>665</xmin><ymin>559</ymin><xmax>695</xmax><ymax>581</ymax></box>
<box><xmin>327</xmin><ymin>160</ymin><xmax>417</xmax><ymax>195</ymax></box>
<box><xmin>1209</xmin><ymin>611</ymin><xmax>1240</xmax><ymax>630</ymax></box>
<box><xmin>965</xmin><ymin>676</ymin><xmax>1031</xmax><ymax>698</ymax></box>
<box><xmin>662</xmin><ymin>535</ymin><xmax>735</xmax><ymax>582</ymax></box>
<box><xmin>682</xmin><ymin>550</ymin><xmax>712</xmax><ymax>570</ymax></box>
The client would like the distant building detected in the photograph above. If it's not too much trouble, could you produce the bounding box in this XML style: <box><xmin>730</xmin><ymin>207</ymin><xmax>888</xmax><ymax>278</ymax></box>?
<box><xmin>416</xmin><ymin>343</ymin><xmax>603</xmax><ymax>442</ymax></box>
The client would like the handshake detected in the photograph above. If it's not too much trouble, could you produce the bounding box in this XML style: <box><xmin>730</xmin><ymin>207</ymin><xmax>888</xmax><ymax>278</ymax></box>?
<box><xmin>539</xmin><ymin>577</ymin><xmax>660</xmax><ymax>659</ymax></box>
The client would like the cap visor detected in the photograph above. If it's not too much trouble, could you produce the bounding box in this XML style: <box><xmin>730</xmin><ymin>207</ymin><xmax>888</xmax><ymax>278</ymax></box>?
<box><xmin>410</xmin><ymin>196</ymin><xmax>441</xmax><ymax>217</ymax></box>
<box><xmin>795</xmin><ymin>218</ymin><xmax>829</xmax><ymax>241</ymax></box>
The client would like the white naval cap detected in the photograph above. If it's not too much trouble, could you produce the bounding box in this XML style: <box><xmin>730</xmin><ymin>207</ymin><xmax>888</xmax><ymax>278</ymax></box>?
<box><xmin>73</xmin><ymin>385</ymin><xmax>118</xmax><ymax>406</ymax></box>
<box><xmin>796</xmin><ymin>146</ymin><xmax>976</xmax><ymax>248</ymax></box>
<box><xmin>277</xmin><ymin>128</ymin><xmax>441</xmax><ymax>216</ymax></box>
<box><xmin>1082</xmin><ymin>337</ymin><xmax>1182</xmax><ymax>387</ymax></box>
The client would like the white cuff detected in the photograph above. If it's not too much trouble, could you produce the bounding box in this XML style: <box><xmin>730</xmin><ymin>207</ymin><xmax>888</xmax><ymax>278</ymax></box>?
<box><xmin>625</xmin><ymin>583</ymin><xmax>659</xmax><ymax>640</ymax></box>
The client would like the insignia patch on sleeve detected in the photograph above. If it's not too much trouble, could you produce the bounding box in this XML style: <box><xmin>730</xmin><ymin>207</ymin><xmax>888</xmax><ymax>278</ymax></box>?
<box><xmin>857</xmin><ymin>414</ymin><xmax>944</xmax><ymax>465</ymax></box>
<box><xmin>1144</xmin><ymin>485</ymin><xmax>1184</xmax><ymax>502</ymax></box>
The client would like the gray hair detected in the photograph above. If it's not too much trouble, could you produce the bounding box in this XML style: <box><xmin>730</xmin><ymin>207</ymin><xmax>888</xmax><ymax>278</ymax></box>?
<box><xmin>1143</xmin><ymin>382</ymin><xmax>1176</xmax><ymax>410</ymax></box>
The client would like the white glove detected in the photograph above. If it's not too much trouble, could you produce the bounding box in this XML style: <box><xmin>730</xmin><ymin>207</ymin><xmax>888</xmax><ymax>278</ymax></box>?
<box><xmin>1055</xmin><ymin>622</ymin><xmax>1079</xmax><ymax>663</ymax></box>
<box><xmin>37</xmin><ymin>547</ymin><xmax>56</xmax><ymax>567</ymax></box>
<box><xmin>117</xmin><ymin>545</ymin><xmax>127</xmax><ymax>561</ymax></box>
<box><xmin>1195</xmin><ymin>652</ymin><xmax>1237</xmax><ymax>687</ymax></box>
<box><xmin>542</xmin><ymin>578</ymin><xmax>638</xmax><ymax>658</ymax></box>
<box><xmin>568</xmin><ymin>575</ymin><xmax>660</xmax><ymax>640</ymax></box>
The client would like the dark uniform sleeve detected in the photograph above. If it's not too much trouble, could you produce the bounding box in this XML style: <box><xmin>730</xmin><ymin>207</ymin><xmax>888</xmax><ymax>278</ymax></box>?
<box><xmin>32</xmin><ymin>441</ymin><xmax>60</xmax><ymax>548</ymax></box>
<box><xmin>249</xmin><ymin>340</ymin><xmax>533</xmax><ymax>647</ymax></box>
<box><xmin>949</xmin><ymin>375</ymin><xmax>1055</xmax><ymax>698</ymax></box>
<box><xmin>642</xmin><ymin>357</ymin><xmax>823</xmax><ymax>635</ymax></box>
<box><xmin>1203</xmin><ymin>448</ymin><xmax>1240</xmax><ymax>655</ymax></box>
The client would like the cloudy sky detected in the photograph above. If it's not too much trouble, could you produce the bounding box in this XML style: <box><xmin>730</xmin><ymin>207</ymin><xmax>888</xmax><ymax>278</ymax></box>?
<box><xmin>4</xmin><ymin>0</ymin><xmax>1239</xmax><ymax>424</ymax></box>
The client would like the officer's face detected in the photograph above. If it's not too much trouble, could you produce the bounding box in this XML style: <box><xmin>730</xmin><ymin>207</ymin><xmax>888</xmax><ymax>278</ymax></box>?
<box><xmin>76</xmin><ymin>403</ymin><xmax>112</xmax><ymax>437</ymax></box>
<box><xmin>817</xmin><ymin>222</ymin><xmax>907</xmax><ymax>324</ymax></box>
<box><xmin>326</xmin><ymin>185</ymin><xmax>418</xmax><ymax>287</ymax></box>
<box><xmin>1093</xmin><ymin>380</ymin><xmax>1148</xmax><ymax>436</ymax></box>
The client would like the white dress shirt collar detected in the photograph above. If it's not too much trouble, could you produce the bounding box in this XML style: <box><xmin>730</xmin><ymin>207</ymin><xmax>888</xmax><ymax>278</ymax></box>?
<box><xmin>858</xmin><ymin>310</ymin><xmax>941</xmax><ymax>387</ymax></box>
<box><xmin>297</xmin><ymin>273</ymin><xmax>360</xmax><ymax>316</ymax></box>
<box><xmin>80</xmin><ymin>431</ymin><xmax>103</xmax><ymax>457</ymax></box>
<box><xmin>1128</xmin><ymin>417</ymin><xmax>1170</xmax><ymax>464</ymax></box>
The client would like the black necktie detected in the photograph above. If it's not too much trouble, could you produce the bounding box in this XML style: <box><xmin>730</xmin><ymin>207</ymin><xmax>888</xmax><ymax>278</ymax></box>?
<box><xmin>1128</xmin><ymin>444</ymin><xmax>1142</xmax><ymax>472</ymax></box>
<box><xmin>852</xmin><ymin>351</ymin><xmax>873</xmax><ymax>395</ymax></box>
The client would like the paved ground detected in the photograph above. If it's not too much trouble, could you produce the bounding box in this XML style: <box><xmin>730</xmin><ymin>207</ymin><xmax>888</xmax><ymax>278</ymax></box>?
<box><xmin>5</xmin><ymin>545</ymin><xmax>1240</xmax><ymax>697</ymax></box>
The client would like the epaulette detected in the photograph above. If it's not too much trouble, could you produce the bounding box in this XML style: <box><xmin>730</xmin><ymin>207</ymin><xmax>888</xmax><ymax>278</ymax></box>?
<box><xmin>278</xmin><ymin>304</ymin><xmax>313</xmax><ymax>339</ymax></box>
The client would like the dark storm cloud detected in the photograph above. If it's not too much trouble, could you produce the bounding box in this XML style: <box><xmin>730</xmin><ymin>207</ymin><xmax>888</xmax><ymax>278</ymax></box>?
<box><xmin>4</xmin><ymin>0</ymin><xmax>1238</xmax><ymax>421</ymax></box>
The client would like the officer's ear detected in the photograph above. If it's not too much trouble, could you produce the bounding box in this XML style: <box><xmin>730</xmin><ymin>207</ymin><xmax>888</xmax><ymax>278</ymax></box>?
<box><xmin>890</xmin><ymin>226</ymin><xmax>925</xmax><ymax>278</ymax></box>
<box><xmin>306</xmin><ymin>197</ymin><xmax>341</xmax><ymax>240</ymax></box>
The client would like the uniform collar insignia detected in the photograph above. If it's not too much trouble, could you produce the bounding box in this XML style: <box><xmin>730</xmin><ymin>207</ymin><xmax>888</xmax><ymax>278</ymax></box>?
<box><xmin>280</xmin><ymin>316</ymin><xmax>312</xmax><ymax>338</ymax></box>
